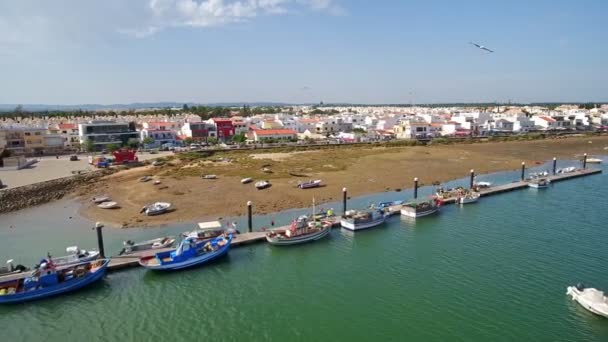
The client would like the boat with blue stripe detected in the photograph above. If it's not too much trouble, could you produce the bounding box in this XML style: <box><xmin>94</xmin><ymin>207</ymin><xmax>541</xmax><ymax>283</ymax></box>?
<box><xmin>139</xmin><ymin>234</ymin><xmax>232</xmax><ymax>271</ymax></box>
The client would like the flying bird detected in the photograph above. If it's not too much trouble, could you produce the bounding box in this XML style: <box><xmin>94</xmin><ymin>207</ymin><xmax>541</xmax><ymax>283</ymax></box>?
<box><xmin>469</xmin><ymin>42</ymin><xmax>494</xmax><ymax>53</ymax></box>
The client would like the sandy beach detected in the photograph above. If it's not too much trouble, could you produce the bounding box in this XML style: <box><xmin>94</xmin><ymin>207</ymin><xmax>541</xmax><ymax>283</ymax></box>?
<box><xmin>74</xmin><ymin>136</ymin><xmax>608</xmax><ymax>228</ymax></box>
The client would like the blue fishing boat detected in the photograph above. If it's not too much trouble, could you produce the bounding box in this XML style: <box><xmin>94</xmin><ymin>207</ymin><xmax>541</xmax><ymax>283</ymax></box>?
<box><xmin>0</xmin><ymin>258</ymin><xmax>109</xmax><ymax>304</ymax></box>
<box><xmin>139</xmin><ymin>234</ymin><xmax>232</xmax><ymax>271</ymax></box>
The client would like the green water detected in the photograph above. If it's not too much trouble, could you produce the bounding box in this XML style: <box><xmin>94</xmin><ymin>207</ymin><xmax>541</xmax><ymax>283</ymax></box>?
<box><xmin>1</xmin><ymin>161</ymin><xmax>608</xmax><ymax>341</ymax></box>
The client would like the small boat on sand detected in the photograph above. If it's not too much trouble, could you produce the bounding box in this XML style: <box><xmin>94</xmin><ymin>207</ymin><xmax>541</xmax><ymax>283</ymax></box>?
<box><xmin>459</xmin><ymin>191</ymin><xmax>480</xmax><ymax>204</ymax></box>
<box><xmin>119</xmin><ymin>237</ymin><xmax>176</xmax><ymax>255</ymax></box>
<box><xmin>297</xmin><ymin>180</ymin><xmax>322</xmax><ymax>189</ymax></box>
<box><xmin>139</xmin><ymin>235</ymin><xmax>232</xmax><ymax>271</ymax></box>
<box><xmin>340</xmin><ymin>209</ymin><xmax>386</xmax><ymax>231</ymax></box>
<box><xmin>255</xmin><ymin>180</ymin><xmax>271</xmax><ymax>190</ymax></box>
<box><xmin>528</xmin><ymin>178</ymin><xmax>550</xmax><ymax>189</ymax></box>
<box><xmin>400</xmin><ymin>199</ymin><xmax>440</xmax><ymax>218</ymax></box>
<box><xmin>139</xmin><ymin>176</ymin><xmax>153</xmax><ymax>182</ymax></box>
<box><xmin>241</xmin><ymin>177</ymin><xmax>253</xmax><ymax>184</ymax></box>
<box><xmin>0</xmin><ymin>259</ymin><xmax>109</xmax><ymax>304</ymax></box>
<box><xmin>141</xmin><ymin>202</ymin><xmax>172</xmax><ymax>216</ymax></box>
<box><xmin>567</xmin><ymin>283</ymin><xmax>608</xmax><ymax>318</ymax></box>
<box><xmin>153</xmin><ymin>180</ymin><xmax>161</xmax><ymax>185</ymax></box>
<box><xmin>152</xmin><ymin>160</ymin><xmax>165</xmax><ymax>167</ymax></box>
<box><xmin>98</xmin><ymin>201</ymin><xmax>119</xmax><ymax>209</ymax></box>
<box><xmin>92</xmin><ymin>196</ymin><xmax>111</xmax><ymax>204</ymax></box>
<box><xmin>202</xmin><ymin>174</ymin><xmax>217</xmax><ymax>179</ymax></box>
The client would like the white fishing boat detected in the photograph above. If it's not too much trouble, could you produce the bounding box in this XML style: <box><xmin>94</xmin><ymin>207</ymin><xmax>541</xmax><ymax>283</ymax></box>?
<box><xmin>459</xmin><ymin>192</ymin><xmax>480</xmax><ymax>204</ymax></box>
<box><xmin>92</xmin><ymin>196</ymin><xmax>111</xmax><ymax>204</ymax></box>
<box><xmin>474</xmin><ymin>181</ymin><xmax>492</xmax><ymax>188</ymax></box>
<box><xmin>182</xmin><ymin>221</ymin><xmax>240</xmax><ymax>240</ymax></box>
<box><xmin>241</xmin><ymin>177</ymin><xmax>253</xmax><ymax>184</ymax></box>
<box><xmin>98</xmin><ymin>201</ymin><xmax>119</xmax><ymax>209</ymax></box>
<box><xmin>119</xmin><ymin>236</ymin><xmax>176</xmax><ymax>255</ymax></box>
<box><xmin>141</xmin><ymin>202</ymin><xmax>172</xmax><ymax>216</ymax></box>
<box><xmin>340</xmin><ymin>209</ymin><xmax>386</xmax><ymax>231</ymax></box>
<box><xmin>297</xmin><ymin>179</ymin><xmax>322</xmax><ymax>189</ymax></box>
<box><xmin>557</xmin><ymin>166</ymin><xmax>576</xmax><ymax>174</ymax></box>
<box><xmin>528</xmin><ymin>178</ymin><xmax>550</xmax><ymax>189</ymax></box>
<box><xmin>266</xmin><ymin>199</ymin><xmax>330</xmax><ymax>245</ymax></box>
<box><xmin>400</xmin><ymin>199</ymin><xmax>440</xmax><ymax>218</ymax></box>
<box><xmin>50</xmin><ymin>246</ymin><xmax>100</xmax><ymax>266</ymax></box>
<box><xmin>586</xmin><ymin>158</ymin><xmax>603</xmax><ymax>164</ymax></box>
<box><xmin>255</xmin><ymin>180</ymin><xmax>271</xmax><ymax>190</ymax></box>
<box><xmin>202</xmin><ymin>174</ymin><xmax>217</xmax><ymax>179</ymax></box>
<box><xmin>567</xmin><ymin>284</ymin><xmax>608</xmax><ymax>318</ymax></box>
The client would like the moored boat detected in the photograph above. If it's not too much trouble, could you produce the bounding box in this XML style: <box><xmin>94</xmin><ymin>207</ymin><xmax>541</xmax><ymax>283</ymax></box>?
<box><xmin>0</xmin><ymin>260</ymin><xmax>29</xmax><ymax>276</ymax></box>
<box><xmin>98</xmin><ymin>201</ymin><xmax>119</xmax><ymax>209</ymax></box>
<box><xmin>255</xmin><ymin>180</ymin><xmax>271</xmax><ymax>190</ymax></box>
<box><xmin>400</xmin><ymin>199</ymin><xmax>440</xmax><ymax>218</ymax></box>
<box><xmin>459</xmin><ymin>191</ymin><xmax>480</xmax><ymax>204</ymax></box>
<box><xmin>139</xmin><ymin>235</ymin><xmax>232</xmax><ymax>271</ymax></box>
<box><xmin>567</xmin><ymin>283</ymin><xmax>608</xmax><ymax>318</ymax></box>
<box><xmin>266</xmin><ymin>199</ymin><xmax>330</xmax><ymax>245</ymax></box>
<box><xmin>141</xmin><ymin>202</ymin><xmax>172</xmax><ymax>216</ymax></box>
<box><xmin>528</xmin><ymin>178</ymin><xmax>550</xmax><ymax>189</ymax></box>
<box><xmin>50</xmin><ymin>246</ymin><xmax>100</xmax><ymax>266</ymax></box>
<box><xmin>378</xmin><ymin>200</ymin><xmax>404</xmax><ymax>209</ymax></box>
<box><xmin>297</xmin><ymin>179</ymin><xmax>322</xmax><ymax>189</ymax></box>
<box><xmin>182</xmin><ymin>221</ymin><xmax>239</xmax><ymax>241</ymax></box>
<box><xmin>340</xmin><ymin>209</ymin><xmax>386</xmax><ymax>231</ymax></box>
<box><xmin>586</xmin><ymin>158</ymin><xmax>603</xmax><ymax>164</ymax></box>
<box><xmin>0</xmin><ymin>258</ymin><xmax>109</xmax><ymax>304</ymax></box>
<box><xmin>119</xmin><ymin>236</ymin><xmax>176</xmax><ymax>255</ymax></box>
<box><xmin>474</xmin><ymin>181</ymin><xmax>492</xmax><ymax>188</ymax></box>
<box><xmin>557</xmin><ymin>166</ymin><xmax>576</xmax><ymax>174</ymax></box>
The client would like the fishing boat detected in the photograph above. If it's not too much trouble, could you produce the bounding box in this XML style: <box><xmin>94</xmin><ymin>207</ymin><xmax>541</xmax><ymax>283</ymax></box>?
<box><xmin>241</xmin><ymin>177</ymin><xmax>253</xmax><ymax>184</ymax></box>
<box><xmin>528</xmin><ymin>178</ymin><xmax>550</xmax><ymax>189</ymax></box>
<box><xmin>586</xmin><ymin>158</ymin><xmax>603</xmax><ymax>164</ymax></box>
<box><xmin>255</xmin><ymin>180</ymin><xmax>271</xmax><ymax>190</ymax></box>
<box><xmin>0</xmin><ymin>260</ymin><xmax>29</xmax><ymax>276</ymax></box>
<box><xmin>529</xmin><ymin>170</ymin><xmax>550</xmax><ymax>179</ymax></box>
<box><xmin>266</xmin><ymin>199</ymin><xmax>331</xmax><ymax>245</ymax></box>
<box><xmin>557</xmin><ymin>166</ymin><xmax>576</xmax><ymax>174</ymax></box>
<box><xmin>567</xmin><ymin>283</ymin><xmax>608</xmax><ymax>318</ymax></box>
<box><xmin>138</xmin><ymin>235</ymin><xmax>232</xmax><ymax>271</ymax></box>
<box><xmin>50</xmin><ymin>247</ymin><xmax>100</xmax><ymax>266</ymax></box>
<box><xmin>340</xmin><ymin>209</ymin><xmax>386</xmax><ymax>231</ymax></box>
<box><xmin>98</xmin><ymin>201</ymin><xmax>119</xmax><ymax>209</ymax></box>
<box><xmin>400</xmin><ymin>199</ymin><xmax>440</xmax><ymax>218</ymax></box>
<box><xmin>377</xmin><ymin>200</ymin><xmax>404</xmax><ymax>209</ymax></box>
<box><xmin>141</xmin><ymin>202</ymin><xmax>172</xmax><ymax>216</ymax></box>
<box><xmin>202</xmin><ymin>174</ymin><xmax>217</xmax><ymax>179</ymax></box>
<box><xmin>182</xmin><ymin>221</ymin><xmax>239</xmax><ymax>241</ymax></box>
<box><xmin>0</xmin><ymin>259</ymin><xmax>109</xmax><ymax>304</ymax></box>
<box><xmin>297</xmin><ymin>180</ymin><xmax>322</xmax><ymax>189</ymax></box>
<box><xmin>91</xmin><ymin>196</ymin><xmax>111</xmax><ymax>204</ymax></box>
<box><xmin>474</xmin><ymin>181</ymin><xmax>492</xmax><ymax>188</ymax></box>
<box><xmin>459</xmin><ymin>191</ymin><xmax>480</xmax><ymax>204</ymax></box>
<box><xmin>119</xmin><ymin>236</ymin><xmax>175</xmax><ymax>255</ymax></box>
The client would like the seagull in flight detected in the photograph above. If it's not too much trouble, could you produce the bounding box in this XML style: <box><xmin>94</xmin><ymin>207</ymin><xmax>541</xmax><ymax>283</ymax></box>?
<box><xmin>469</xmin><ymin>42</ymin><xmax>494</xmax><ymax>53</ymax></box>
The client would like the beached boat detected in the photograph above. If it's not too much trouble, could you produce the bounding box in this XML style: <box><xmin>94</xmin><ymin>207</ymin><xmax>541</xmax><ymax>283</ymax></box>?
<box><xmin>92</xmin><ymin>196</ymin><xmax>111</xmax><ymax>204</ymax></box>
<box><xmin>139</xmin><ymin>176</ymin><xmax>153</xmax><ymax>182</ymax></box>
<box><xmin>586</xmin><ymin>158</ymin><xmax>603</xmax><ymax>164</ymax></box>
<box><xmin>202</xmin><ymin>174</ymin><xmax>217</xmax><ymax>179</ymax></box>
<box><xmin>262</xmin><ymin>167</ymin><xmax>272</xmax><ymax>173</ymax></box>
<box><xmin>255</xmin><ymin>180</ymin><xmax>271</xmax><ymax>190</ymax></box>
<box><xmin>141</xmin><ymin>202</ymin><xmax>172</xmax><ymax>216</ymax></box>
<box><xmin>0</xmin><ymin>259</ymin><xmax>109</xmax><ymax>304</ymax></box>
<box><xmin>138</xmin><ymin>235</ymin><xmax>232</xmax><ymax>271</ymax></box>
<box><xmin>98</xmin><ymin>201</ymin><xmax>119</xmax><ymax>209</ymax></box>
<box><xmin>50</xmin><ymin>246</ymin><xmax>100</xmax><ymax>266</ymax></box>
<box><xmin>266</xmin><ymin>199</ymin><xmax>330</xmax><ymax>245</ymax></box>
<box><xmin>152</xmin><ymin>160</ymin><xmax>165</xmax><ymax>167</ymax></box>
<box><xmin>557</xmin><ymin>166</ymin><xmax>576</xmax><ymax>174</ymax></box>
<box><xmin>119</xmin><ymin>237</ymin><xmax>176</xmax><ymax>255</ymax></box>
<box><xmin>182</xmin><ymin>221</ymin><xmax>239</xmax><ymax>241</ymax></box>
<box><xmin>528</xmin><ymin>178</ymin><xmax>550</xmax><ymax>189</ymax></box>
<box><xmin>400</xmin><ymin>199</ymin><xmax>440</xmax><ymax>218</ymax></box>
<box><xmin>378</xmin><ymin>200</ymin><xmax>404</xmax><ymax>209</ymax></box>
<box><xmin>340</xmin><ymin>209</ymin><xmax>386</xmax><ymax>231</ymax></box>
<box><xmin>297</xmin><ymin>180</ymin><xmax>322</xmax><ymax>189</ymax></box>
<box><xmin>459</xmin><ymin>192</ymin><xmax>480</xmax><ymax>204</ymax></box>
<box><xmin>241</xmin><ymin>177</ymin><xmax>253</xmax><ymax>184</ymax></box>
<box><xmin>567</xmin><ymin>284</ymin><xmax>608</xmax><ymax>318</ymax></box>
<box><xmin>0</xmin><ymin>260</ymin><xmax>29</xmax><ymax>276</ymax></box>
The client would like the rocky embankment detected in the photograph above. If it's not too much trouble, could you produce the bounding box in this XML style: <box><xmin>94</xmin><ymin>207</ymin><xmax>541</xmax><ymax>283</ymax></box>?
<box><xmin>0</xmin><ymin>171</ymin><xmax>110</xmax><ymax>213</ymax></box>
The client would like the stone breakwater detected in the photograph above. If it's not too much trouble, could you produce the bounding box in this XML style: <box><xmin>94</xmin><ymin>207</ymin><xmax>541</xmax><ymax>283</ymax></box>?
<box><xmin>0</xmin><ymin>170</ymin><xmax>110</xmax><ymax>214</ymax></box>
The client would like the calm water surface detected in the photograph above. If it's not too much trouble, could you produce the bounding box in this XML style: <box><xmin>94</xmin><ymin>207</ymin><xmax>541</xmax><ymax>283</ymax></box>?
<box><xmin>1</xmin><ymin>160</ymin><xmax>607</xmax><ymax>341</ymax></box>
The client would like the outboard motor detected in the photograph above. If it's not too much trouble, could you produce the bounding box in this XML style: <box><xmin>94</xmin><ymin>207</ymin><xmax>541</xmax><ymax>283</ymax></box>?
<box><xmin>576</xmin><ymin>283</ymin><xmax>586</xmax><ymax>291</ymax></box>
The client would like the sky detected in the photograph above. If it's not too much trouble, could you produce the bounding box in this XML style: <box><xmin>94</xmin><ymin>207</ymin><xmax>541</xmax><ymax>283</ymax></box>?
<box><xmin>0</xmin><ymin>0</ymin><xmax>607</xmax><ymax>105</ymax></box>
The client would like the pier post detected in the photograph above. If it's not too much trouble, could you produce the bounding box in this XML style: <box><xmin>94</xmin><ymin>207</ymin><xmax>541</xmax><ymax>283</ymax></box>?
<box><xmin>247</xmin><ymin>201</ymin><xmax>253</xmax><ymax>233</ymax></box>
<box><xmin>414</xmin><ymin>178</ymin><xmax>419</xmax><ymax>199</ymax></box>
<box><xmin>342</xmin><ymin>187</ymin><xmax>347</xmax><ymax>215</ymax></box>
<box><xmin>583</xmin><ymin>153</ymin><xmax>587</xmax><ymax>169</ymax></box>
<box><xmin>469</xmin><ymin>169</ymin><xmax>475</xmax><ymax>189</ymax></box>
<box><xmin>552</xmin><ymin>157</ymin><xmax>557</xmax><ymax>175</ymax></box>
<box><xmin>95</xmin><ymin>222</ymin><xmax>106</xmax><ymax>259</ymax></box>
<box><xmin>520</xmin><ymin>162</ymin><xmax>526</xmax><ymax>181</ymax></box>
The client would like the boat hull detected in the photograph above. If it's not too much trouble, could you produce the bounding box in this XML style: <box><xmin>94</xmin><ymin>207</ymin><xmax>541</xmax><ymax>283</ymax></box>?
<box><xmin>53</xmin><ymin>251</ymin><xmax>100</xmax><ymax>266</ymax></box>
<box><xmin>139</xmin><ymin>240</ymin><xmax>231</xmax><ymax>271</ymax></box>
<box><xmin>266</xmin><ymin>227</ymin><xmax>330</xmax><ymax>245</ymax></box>
<box><xmin>567</xmin><ymin>287</ymin><xmax>608</xmax><ymax>318</ymax></box>
<box><xmin>528</xmin><ymin>183</ymin><xmax>549</xmax><ymax>189</ymax></box>
<box><xmin>0</xmin><ymin>260</ymin><xmax>109</xmax><ymax>304</ymax></box>
<box><xmin>459</xmin><ymin>196</ymin><xmax>480</xmax><ymax>204</ymax></box>
<box><xmin>400</xmin><ymin>207</ymin><xmax>439</xmax><ymax>218</ymax></box>
<box><xmin>340</xmin><ymin>217</ymin><xmax>386</xmax><ymax>231</ymax></box>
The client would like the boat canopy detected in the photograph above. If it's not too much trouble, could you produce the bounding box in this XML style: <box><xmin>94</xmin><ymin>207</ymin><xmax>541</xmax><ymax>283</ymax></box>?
<box><xmin>197</xmin><ymin>221</ymin><xmax>223</xmax><ymax>231</ymax></box>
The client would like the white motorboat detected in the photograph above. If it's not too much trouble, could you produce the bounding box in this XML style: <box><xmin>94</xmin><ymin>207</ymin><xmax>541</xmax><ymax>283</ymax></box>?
<box><xmin>297</xmin><ymin>179</ymin><xmax>322</xmax><ymax>189</ymax></box>
<box><xmin>400</xmin><ymin>199</ymin><xmax>440</xmax><ymax>218</ymax></box>
<box><xmin>241</xmin><ymin>177</ymin><xmax>253</xmax><ymax>184</ymax></box>
<box><xmin>340</xmin><ymin>209</ymin><xmax>386</xmax><ymax>231</ymax></box>
<box><xmin>557</xmin><ymin>166</ymin><xmax>576</xmax><ymax>174</ymax></box>
<box><xmin>92</xmin><ymin>196</ymin><xmax>111</xmax><ymax>204</ymax></box>
<box><xmin>567</xmin><ymin>284</ymin><xmax>608</xmax><ymax>318</ymax></box>
<box><xmin>474</xmin><ymin>181</ymin><xmax>492</xmax><ymax>188</ymax></box>
<box><xmin>183</xmin><ymin>221</ymin><xmax>239</xmax><ymax>241</ymax></box>
<box><xmin>255</xmin><ymin>180</ymin><xmax>271</xmax><ymax>190</ymax></box>
<box><xmin>459</xmin><ymin>192</ymin><xmax>480</xmax><ymax>204</ymax></box>
<box><xmin>586</xmin><ymin>158</ymin><xmax>603</xmax><ymax>164</ymax></box>
<box><xmin>202</xmin><ymin>174</ymin><xmax>217</xmax><ymax>179</ymax></box>
<box><xmin>50</xmin><ymin>246</ymin><xmax>100</xmax><ymax>266</ymax></box>
<box><xmin>141</xmin><ymin>202</ymin><xmax>172</xmax><ymax>216</ymax></box>
<box><xmin>119</xmin><ymin>236</ymin><xmax>176</xmax><ymax>255</ymax></box>
<box><xmin>98</xmin><ymin>201</ymin><xmax>119</xmax><ymax>209</ymax></box>
<box><xmin>528</xmin><ymin>178</ymin><xmax>550</xmax><ymax>189</ymax></box>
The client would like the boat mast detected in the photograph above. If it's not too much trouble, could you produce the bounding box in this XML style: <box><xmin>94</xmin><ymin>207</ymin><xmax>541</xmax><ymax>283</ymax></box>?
<box><xmin>312</xmin><ymin>197</ymin><xmax>316</xmax><ymax>226</ymax></box>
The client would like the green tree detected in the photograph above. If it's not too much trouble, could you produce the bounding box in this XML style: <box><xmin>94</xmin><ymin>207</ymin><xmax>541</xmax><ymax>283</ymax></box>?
<box><xmin>183</xmin><ymin>104</ymin><xmax>189</xmax><ymax>111</ymax></box>
<box><xmin>207</xmin><ymin>137</ymin><xmax>218</xmax><ymax>145</ymax></box>
<box><xmin>106</xmin><ymin>143</ymin><xmax>121</xmax><ymax>152</ymax></box>
<box><xmin>232</xmin><ymin>133</ymin><xmax>247</xmax><ymax>143</ymax></box>
<box><xmin>183</xmin><ymin>137</ymin><xmax>194</xmax><ymax>145</ymax></box>
<box><xmin>142</xmin><ymin>137</ymin><xmax>155</xmax><ymax>146</ymax></box>
<box><xmin>128</xmin><ymin>138</ymin><xmax>141</xmax><ymax>149</ymax></box>
<box><xmin>353</xmin><ymin>128</ymin><xmax>366</xmax><ymax>134</ymax></box>
<box><xmin>84</xmin><ymin>139</ymin><xmax>95</xmax><ymax>152</ymax></box>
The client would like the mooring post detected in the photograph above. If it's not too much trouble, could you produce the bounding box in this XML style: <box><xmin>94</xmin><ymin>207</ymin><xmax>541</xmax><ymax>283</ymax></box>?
<box><xmin>413</xmin><ymin>178</ymin><xmax>419</xmax><ymax>199</ymax></box>
<box><xmin>95</xmin><ymin>222</ymin><xmax>105</xmax><ymax>259</ymax></box>
<box><xmin>342</xmin><ymin>187</ymin><xmax>347</xmax><ymax>215</ymax></box>
<box><xmin>521</xmin><ymin>162</ymin><xmax>526</xmax><ymax>181</ymax></box>
<box><xmin>552</xmin><ymin>157</ymin><xmax>557</xmax><ymax>175</ymax></box>
<box><xmin>247</xmin><ymin>201</ymin><xmax>253</xmax><ymax>233</ymax></box>
<box><xmin>469</xmin><ymin>169</ymin><xmax>475</xmax><ymax>189</ymax></box>
<box><xmin>583</xmin><ymin>153</ymin><xmax>587</xmax><ymax>169</ymax></box>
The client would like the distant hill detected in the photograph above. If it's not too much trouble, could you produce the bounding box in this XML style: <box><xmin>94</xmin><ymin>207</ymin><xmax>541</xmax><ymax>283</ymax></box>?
<box><xmin>0</xmin><ymin>102</ymin><xmax>292</xmax><ymax>112</ymax></box>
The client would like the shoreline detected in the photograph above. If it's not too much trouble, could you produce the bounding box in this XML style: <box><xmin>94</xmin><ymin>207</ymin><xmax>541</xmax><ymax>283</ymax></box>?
<box><xmin>70</xmin><ymin>136</ymin><xmax>608</xmax><ymax>228</ymax></box>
